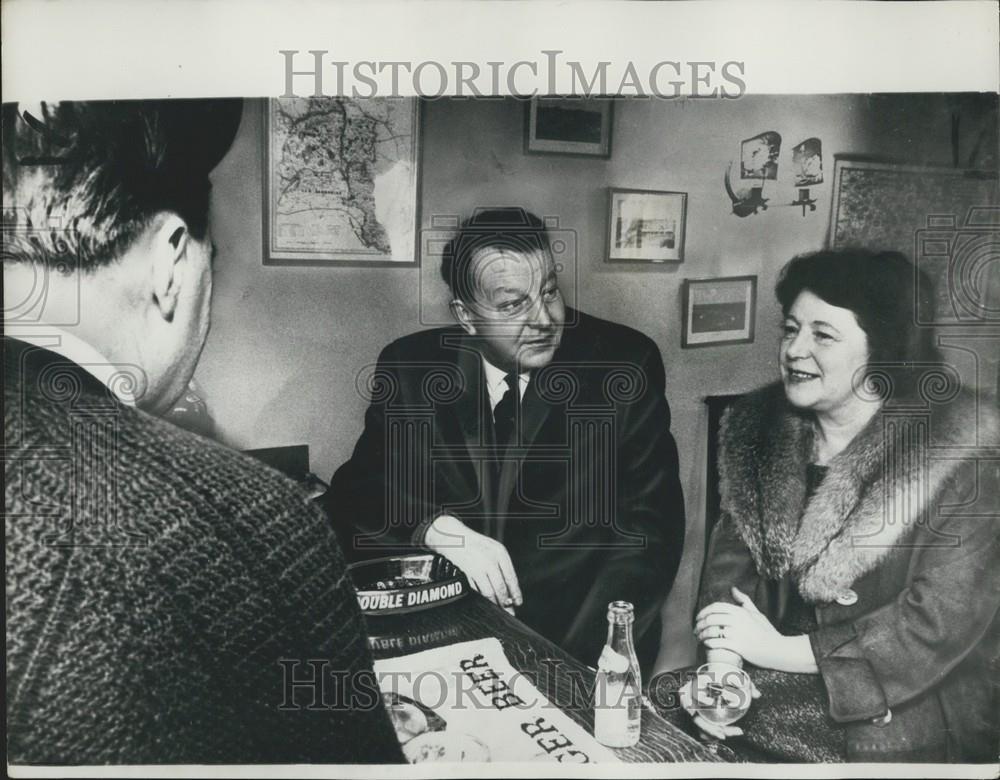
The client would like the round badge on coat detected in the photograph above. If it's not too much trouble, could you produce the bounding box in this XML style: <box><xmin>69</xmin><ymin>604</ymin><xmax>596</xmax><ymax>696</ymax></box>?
<box><xmin>835</xmin><ymin>589</ymin><xmax>859</xmax><ymax>606</ymax></box>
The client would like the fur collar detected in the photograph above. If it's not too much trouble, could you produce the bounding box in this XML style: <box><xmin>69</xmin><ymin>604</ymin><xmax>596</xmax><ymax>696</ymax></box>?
<box><xmin>718</xmin><ymin>382</ymin><xmax>998</xmax><ymax>602</ymax></box>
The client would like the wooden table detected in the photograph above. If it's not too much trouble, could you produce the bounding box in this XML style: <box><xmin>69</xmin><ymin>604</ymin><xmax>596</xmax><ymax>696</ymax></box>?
<box><xmin>364</xmin><ymin>591</ymin><xmax>725</xmax><ymax>763</ymax></box>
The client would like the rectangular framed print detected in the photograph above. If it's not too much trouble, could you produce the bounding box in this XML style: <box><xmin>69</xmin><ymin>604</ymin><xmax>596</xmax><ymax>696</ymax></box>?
<box><xmin>524</xmin><ymin>97</ymin><xmax>613</xmax><ymax>158</ymax></box>
<box><xmin>682</xmin><ymin>275</ymin><xmax>757</xmax><ymax>348</ymax></box>
<box><xmin>607</xmin><ymin>188</ymin><xmax>687</xmax><ymax>263</ymax></box>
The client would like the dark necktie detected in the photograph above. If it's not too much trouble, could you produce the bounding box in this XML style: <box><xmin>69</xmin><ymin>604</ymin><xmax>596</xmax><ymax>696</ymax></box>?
<box><xmin>493</xmin><ymin>372</ymin><xmax>519</xmax><ymax>452</ymax></box>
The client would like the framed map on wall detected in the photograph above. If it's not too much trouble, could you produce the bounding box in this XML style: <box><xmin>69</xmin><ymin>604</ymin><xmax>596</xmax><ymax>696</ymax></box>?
<box><xmin>263</xmin><ymin>97</ymin><xmax>422</xmax><ymax>266</ymax></box>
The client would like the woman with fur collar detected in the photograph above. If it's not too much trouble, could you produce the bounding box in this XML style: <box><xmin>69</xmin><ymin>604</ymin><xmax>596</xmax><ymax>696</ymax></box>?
<box><xmin>686</xmin><ymin>249</ymin><xmax>1000</xmax><ymax>762</ymax></box>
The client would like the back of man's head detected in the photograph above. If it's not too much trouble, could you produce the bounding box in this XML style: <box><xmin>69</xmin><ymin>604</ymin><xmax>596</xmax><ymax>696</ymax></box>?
<box><xmin>3</xmin><ymin>99</ymin><xmax>242</xmax><ymax>414</ymax></box>
<box><xmin>2</xmin><ymin>99</ymin><xmax>242</xmax><ymax>271</ymax></box>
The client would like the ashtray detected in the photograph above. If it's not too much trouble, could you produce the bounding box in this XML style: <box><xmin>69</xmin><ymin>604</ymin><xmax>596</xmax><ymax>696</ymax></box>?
<box><xmin>348</xmin><ymin>554</ymin><xmax>468</xmax><ymax>615</ymax></box>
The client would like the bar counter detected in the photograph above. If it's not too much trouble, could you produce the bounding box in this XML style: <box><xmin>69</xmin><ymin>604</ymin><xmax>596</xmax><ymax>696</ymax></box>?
<box><xmin>364</xmin><ymin>591</ymin><xmax>728</xmax><ymax>763</ymax></box>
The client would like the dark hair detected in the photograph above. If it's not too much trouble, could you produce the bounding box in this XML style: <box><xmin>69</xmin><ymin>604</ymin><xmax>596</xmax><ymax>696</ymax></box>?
<box><xmin>440</xmin><ymin>207</ymin><xmax>551</xmax><ymax>300</ymax></box>
<box><xmin>775</xmin><ymin>248</ymin><xmax>943</xmax><ymax>394</ymax></box>
<box><xmin>2</xmin><ymin>99</ymin><xmax>242</xmax><ymax>272</ymax></box>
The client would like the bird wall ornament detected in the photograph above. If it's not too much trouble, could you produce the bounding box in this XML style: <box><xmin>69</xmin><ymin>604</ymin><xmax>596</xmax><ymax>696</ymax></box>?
<box><xmin>724</xmin><ymin>162</ymin><xmax>769</xmax><ymax>217</ymax></box>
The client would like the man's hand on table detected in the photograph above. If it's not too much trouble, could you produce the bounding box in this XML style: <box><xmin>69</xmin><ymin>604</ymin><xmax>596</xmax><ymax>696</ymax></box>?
<box><xmin>424</xmin><ymin>514</ymin><xmax>522</xmax><ymax>615</ymax></box>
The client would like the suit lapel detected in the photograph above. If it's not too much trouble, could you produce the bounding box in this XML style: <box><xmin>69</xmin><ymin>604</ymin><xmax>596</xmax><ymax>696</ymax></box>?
<box><xmin>495</xmin><ymin>351</ymin><xmax>563</xmax><ymax>537</ymax></box>
<box><xmin>451</xmin><ymin>319</ymin><xmax>582</xmax><ymax>540</ymax></box>
<box><xmin>450</xmin><ymin>337</ymin><xmax>486</xmax><ymax>453</ymax></box>
<box><xmin>441</xmin><ymin>335</ymin><xmax>499</xmax><ymax>533</ymax></box>
<box><xmin>517</xmin><ymin>378</ymin><xmax>553</xmax><ymax>451</ymax></box>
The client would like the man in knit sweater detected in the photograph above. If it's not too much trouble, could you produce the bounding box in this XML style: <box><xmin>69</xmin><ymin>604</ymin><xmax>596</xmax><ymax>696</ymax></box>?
<box><xmin>3</xmin><ymin>100</ymin><xmax>402</xmax><ymax>764</ymax></box>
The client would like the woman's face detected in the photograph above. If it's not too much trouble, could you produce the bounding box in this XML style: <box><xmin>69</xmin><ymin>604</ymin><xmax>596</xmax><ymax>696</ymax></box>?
<box><xmin>780</xmin><ymin>290</ymin><xmax>871</xmax><ymax>415</ymax></box>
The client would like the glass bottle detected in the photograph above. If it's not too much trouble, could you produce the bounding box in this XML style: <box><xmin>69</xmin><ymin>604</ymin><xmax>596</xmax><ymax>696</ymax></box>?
<box><xmin>593</xmin><ymin>600</ymin><xmax>642</xmax><ymax>748</ymax></box>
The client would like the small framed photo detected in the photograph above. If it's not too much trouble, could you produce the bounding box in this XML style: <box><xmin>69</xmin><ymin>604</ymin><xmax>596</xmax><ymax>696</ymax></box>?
<box><xmin>524</xmin><ymin>97</ymin><xmax>613</xmax><ymax>158</ymax></box>
<box><xmin>682</xmin><ymin>276</ymin><xmax>757</xmax><ymax>348</ymax></box>
<box><xmin>606</xmin><ymin>188</ymin><xmax>687</xmax><ymax>264</ymax></box>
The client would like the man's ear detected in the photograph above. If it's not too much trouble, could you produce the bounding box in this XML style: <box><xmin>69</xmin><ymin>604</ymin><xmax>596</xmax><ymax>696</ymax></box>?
<box><xmin>149</xmin><ymin>214</ymin><xmax>192</xmax><ymax>323</ymax></box>
<box><xmin>450</xmin><ymin>299</ymin><xmax>477</xmax><ymax>335</ymax></box>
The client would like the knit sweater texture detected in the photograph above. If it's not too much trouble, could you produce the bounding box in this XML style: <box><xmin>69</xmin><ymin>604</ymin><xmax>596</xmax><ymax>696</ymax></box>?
<box><xmin>5</xmin><ymin>338</ymin><xmax>403</xmax><ymax>764</ymax></box>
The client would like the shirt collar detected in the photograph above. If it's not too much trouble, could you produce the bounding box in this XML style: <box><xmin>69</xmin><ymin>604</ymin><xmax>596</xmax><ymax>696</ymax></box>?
<box><xmin>481</xmin><ymin>356</ymin><xmax>529</xmax><ymax>395</ymax></box>
<box><xmin>6</xmin><ymin>326</ymin><xmax>138</xmax><ymax>406</ymax></box>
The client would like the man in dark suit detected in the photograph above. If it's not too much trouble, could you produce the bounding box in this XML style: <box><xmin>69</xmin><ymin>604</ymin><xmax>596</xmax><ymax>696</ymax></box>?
<box><xmin>325</xmin><ymin>208</ymin><xmax>685</xmax><ymax>673</ymax></box>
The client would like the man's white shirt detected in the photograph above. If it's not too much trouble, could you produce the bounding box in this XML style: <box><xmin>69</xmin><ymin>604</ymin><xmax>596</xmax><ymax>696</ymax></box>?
<box><xmin>481</xmin><ymin>357</ymin><xmax>529</xmax><ymax>413</ymax></box>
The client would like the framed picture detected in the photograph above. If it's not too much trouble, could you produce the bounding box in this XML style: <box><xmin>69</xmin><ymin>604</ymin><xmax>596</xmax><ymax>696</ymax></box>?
<box><xmin>606</xmin><ymin>188</ymin><xmax>687</xmax><ymax>264</ymax></box>
<box><xmin>681</xmin><ymin>276</ymin><xmax>757</xmax><ymax>348</ymax></box>
<box><xmin>263</xmin><ymin>97</ymin><xmax>422</xmax><ymax>266</ymax></box>
<box><xmin>524</xmin><ymin>97</ymin><xmax>613</xmax><ymax>158</ymax></box>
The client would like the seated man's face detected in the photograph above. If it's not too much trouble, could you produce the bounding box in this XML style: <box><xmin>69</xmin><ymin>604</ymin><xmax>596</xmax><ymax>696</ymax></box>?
<box><xmin>459</xmin><ymin>245</ymin><xmax>565</xmax><ymax>372</ymax></box>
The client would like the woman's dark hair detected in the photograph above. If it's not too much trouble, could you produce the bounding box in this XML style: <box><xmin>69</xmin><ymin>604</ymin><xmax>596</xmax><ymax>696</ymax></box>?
<box><xmin>775</xmin><ymin>248</ymin><xmax>945</xmax><ymax>397</ymax></box>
